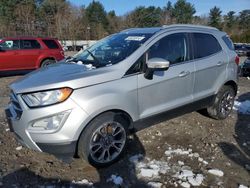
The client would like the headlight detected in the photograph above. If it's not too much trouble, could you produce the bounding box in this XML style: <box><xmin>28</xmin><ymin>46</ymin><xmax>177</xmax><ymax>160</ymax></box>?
<box><xmin>22</xmin><ymin>88</ymin><xmax>72</xmax><ymax>107</ymax></box>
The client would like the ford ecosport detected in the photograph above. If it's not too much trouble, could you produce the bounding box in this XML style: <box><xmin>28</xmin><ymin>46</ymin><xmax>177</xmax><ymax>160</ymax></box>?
<box><xmin>5</xmin><ymin>25</ymin><xmax>238</xmax><ymax>167</ymax></box>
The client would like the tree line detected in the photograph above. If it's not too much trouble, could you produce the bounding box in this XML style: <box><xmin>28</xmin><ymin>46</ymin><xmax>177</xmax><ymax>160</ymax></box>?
<box><xmin>0</xmin><ymin>0</ymin><xmax>249</xmax><ymax>42</ymax></box>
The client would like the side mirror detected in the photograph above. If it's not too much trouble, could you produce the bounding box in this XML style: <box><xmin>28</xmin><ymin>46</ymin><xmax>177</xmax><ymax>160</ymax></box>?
<box><xmin>144</xmin><ymin>58</ymin><xmax>170</xmax><ymax>80</ymax></box>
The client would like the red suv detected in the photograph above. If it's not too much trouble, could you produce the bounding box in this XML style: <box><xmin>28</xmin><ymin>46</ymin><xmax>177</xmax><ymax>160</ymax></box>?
<box><xmin>0</xmin><ymin>37</ymin><xmax>64</xmax><ymax>72</ymax></box>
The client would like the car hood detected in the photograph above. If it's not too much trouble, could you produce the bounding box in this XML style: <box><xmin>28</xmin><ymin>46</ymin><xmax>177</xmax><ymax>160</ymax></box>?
<box><xmin>10</xmin><ymin>63</ymin><xmax>123</xmax><ymax>94</ymax></box>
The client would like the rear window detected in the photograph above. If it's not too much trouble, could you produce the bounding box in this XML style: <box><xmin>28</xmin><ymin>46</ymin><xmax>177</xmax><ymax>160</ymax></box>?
<box><xmin>20</xmin><ymin>40</ymin><xmax>41</xmax><ymax>49</ymax></box>
<box><xmin>42</xmin><ymin>40</ymin><xmax>59</xmax><ymax>49</ymax></box>
<box><xmin>222</xmin><ymin>35</ymin><xmax>234</xmax><ymax>50</ymax></box>
<box><xmin>193</xmin><ymin>33</ymin><xmax>222</xmax><ymax>59</ymax></box>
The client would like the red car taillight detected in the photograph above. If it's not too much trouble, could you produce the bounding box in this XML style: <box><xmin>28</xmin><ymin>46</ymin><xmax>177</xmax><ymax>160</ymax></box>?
<box><xmin>235</xmin><ymin>56</ymin><xmax>240</xmax><ymax>65</ymax></box>
<box><xmin>60</xmin><ymin>50</ymin><xmax>64</xmax><ymax>57</ymax></box>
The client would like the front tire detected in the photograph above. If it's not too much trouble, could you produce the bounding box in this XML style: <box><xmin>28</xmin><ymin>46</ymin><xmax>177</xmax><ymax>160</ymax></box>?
<box><xmin>78</xmin><ymin>112</ymin><xmax>128</xmax><ymax>167</ymax></box>
<box><xmin>207</xmin><ymin>85</ymin><xmax>235</xmax><ymax>120</ymax></box>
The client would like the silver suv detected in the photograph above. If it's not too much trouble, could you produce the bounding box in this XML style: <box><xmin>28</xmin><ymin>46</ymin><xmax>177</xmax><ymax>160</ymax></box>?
<box><xmin>5</xmin><ymin>25</ymin><xmax>238</xmax><ymax>167</ymax></box>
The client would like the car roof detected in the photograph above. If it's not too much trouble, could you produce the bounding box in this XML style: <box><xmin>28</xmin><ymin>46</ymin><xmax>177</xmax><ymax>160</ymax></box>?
<box><xmin>2</xmin><ymin>37</ymin><xmax>58</xmax><ymax>40</ymax></box>
<box><xmin>120</xmin><ymin>24</ymin><xmax>220</xmax><ymax>35</ymax></box>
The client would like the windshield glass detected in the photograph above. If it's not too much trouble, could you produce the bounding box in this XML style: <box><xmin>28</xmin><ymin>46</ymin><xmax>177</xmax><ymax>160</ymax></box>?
<box><xmin>71</xmin><ymin>33</ymin><xmax>153</xmax><ymax>67</ymax></box>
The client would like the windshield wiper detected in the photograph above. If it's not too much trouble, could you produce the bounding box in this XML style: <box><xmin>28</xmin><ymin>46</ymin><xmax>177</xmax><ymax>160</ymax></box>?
<box><xmin>86</xmin><ymin>49</ymin><xmax>101</xmax><ymax>65</ymax></box>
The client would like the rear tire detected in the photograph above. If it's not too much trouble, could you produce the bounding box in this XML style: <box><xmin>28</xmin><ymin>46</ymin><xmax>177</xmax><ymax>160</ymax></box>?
<box><xmin>207</xmin><ymin>85</ymin><xmax>235</xmax><ymax>120</ymax></box>
<box><xmin>40</xmin><ymin>59</ymin><xmax>56</xmax><ymax>67</ymax></box>
<box><xmin>77</xmin><ymin>112</ymin><xmax>128</xmax><ymax>167</ymax></box>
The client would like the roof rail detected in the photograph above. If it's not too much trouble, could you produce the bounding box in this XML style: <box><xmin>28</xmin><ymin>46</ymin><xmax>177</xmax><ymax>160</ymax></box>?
<box><xmin>162</xmin><ymin>24</ymin><xmax>219</xmax><ymax>31</ymax></box>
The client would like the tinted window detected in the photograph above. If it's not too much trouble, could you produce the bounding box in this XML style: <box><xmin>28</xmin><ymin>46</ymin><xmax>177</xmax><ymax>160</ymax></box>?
<box><xmin>222</xmin><ymin>35</ymin><xmax>234</xmax><ymax>50</ymax></box>
<box><xmin>148</xmin><ymin>33</ymin><xmax>189</xmax><ymax>64</ymax></box>
<box><xmin>20</xmin><ymin>40</ymin><xmax>41</xmax><ymax>49</ymax></box>
<box><xmin>0</xmin><ymin>40</ymin><xmax>20</xmax><ymax>50</ymax></box>
<box><xmin>193</xmin><ymin>33</ymin><xmax>222</xmax><ymax>59</ymax></box>
<box><xmin>42</xmin><ymin>40</ymin><xmax>59</xmax><ymax>49</ymax></box>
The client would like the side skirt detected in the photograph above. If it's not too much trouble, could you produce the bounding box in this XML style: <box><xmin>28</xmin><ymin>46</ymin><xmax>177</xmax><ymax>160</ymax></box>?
<box><xmin>132</xmin><ymin>95</ymin><xmax>215</xmax><ymax>132</ymax></box>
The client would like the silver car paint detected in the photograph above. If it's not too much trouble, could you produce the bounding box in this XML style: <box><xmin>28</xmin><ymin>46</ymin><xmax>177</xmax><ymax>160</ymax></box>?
<box><xmin>7</xmin><ymin>24</ymin><xmax>238</xmax><ymax>151</ymax></box>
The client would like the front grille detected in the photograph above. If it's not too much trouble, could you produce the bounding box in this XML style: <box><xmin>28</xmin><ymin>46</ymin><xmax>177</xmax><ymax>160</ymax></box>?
<box><xmin>9</xmin><ymin>91</ymin><xmax>23</xmax><ymax>120</ymax></box>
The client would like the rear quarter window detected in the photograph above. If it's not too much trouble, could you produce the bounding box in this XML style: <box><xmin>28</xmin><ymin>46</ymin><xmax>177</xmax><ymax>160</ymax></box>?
<box><xmin>192</xmin><ymin>33</ymin><xmax>222</xmax><ymax>59</ymax></box>
<box><xmin>222</xmin><ymin>35</ymin><xmax>234</xmax><ymax>50</ymax></box>
<box><xmin>42</xmin><ymin>40</ymin><xmax>59</xmax><ymax>49</ymax></box>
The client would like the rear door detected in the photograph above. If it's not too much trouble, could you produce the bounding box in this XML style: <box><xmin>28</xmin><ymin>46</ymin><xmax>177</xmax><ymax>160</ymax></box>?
<box><xmin>137</xmin><ymin>32</ymin><xmax>195</xmax><ymax>119</ymax></box>
<box><xmin>0</xmin><ymin>39</ymin><xmax>21</xmax><ymax>71</ymax></box>
<box><xmin>42</xmin><ymin>39</ymin><xmax>64</xmax><ymax>61</ymax></box>
<box><xmin>19</xmin><ymin>39</ymin><xmax>42</xmax><ymax>69</ymax></box>
<box><xmin>191</xmin><ymin>32</ymin><xmax>225</xmax><ymax>100</ymax></box>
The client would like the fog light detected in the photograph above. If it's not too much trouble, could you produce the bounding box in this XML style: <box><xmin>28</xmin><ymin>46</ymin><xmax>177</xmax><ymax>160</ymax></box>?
<box><xmin>28</xmin><ymin>111</ymin><xmax>70</xmax><ymax>133</ymax></box>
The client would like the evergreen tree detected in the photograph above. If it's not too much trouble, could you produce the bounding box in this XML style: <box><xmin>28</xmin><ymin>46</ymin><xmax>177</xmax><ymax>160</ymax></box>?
<box><xmin>209</xmin><ymin>6</ymin><xmax>222</xmax><ymax>29</ymax></box>
<box><xmin>172</xmin><ymin>0</ymin><xmax>196</xmax><ymax>23</ymax></box>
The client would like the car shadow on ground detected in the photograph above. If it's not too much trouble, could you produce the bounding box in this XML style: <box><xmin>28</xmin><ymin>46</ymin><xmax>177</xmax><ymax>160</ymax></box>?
<box><xmin>0</xmin><ymin>70</ymin><xmax>32</xmax><ymax>78</ymax></box>
<box><xmin>2</xmin><ymin>134</ymin><xmax>149</xmax><ymax>187</ymax></box>
<box><xmin>219</xmin><ymin>92</ymin><xmax>250</xmax><ymax>173</ymax></box>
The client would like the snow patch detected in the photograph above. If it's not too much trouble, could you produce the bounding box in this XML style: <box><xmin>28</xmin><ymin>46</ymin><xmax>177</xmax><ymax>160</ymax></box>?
<box><xmin>72</xmin><ymin>179</ymin><xmax>93</xmax><ymax>186</ymax></box>
<box><xmin>180</xmin><ymin>181</ymin><xmax>190</xmax><ymax>188</ymax></box>
<box><xmin>208</xmin><ymin>169</ymin><xmax>224</xmax><ymax>177</ymax></box>
<box><xmin>234</xmin><ymin>100</ymin><xmax>250</xmax><ymax>115</ymax></box>
<box><xmin>165</xmin><ymin>148</ymin><xmax>190</xmax><ymax>156</ymax></box>
<box><xmin>129</xmin><ymin>154</ymin><xmax>143</xmax><ymax>163</ymax></box>
<box><xmin>174</xmin><ymin>167</ymin><xmax>204</xmax><ymax>187</ymax></box>
<box><xmin>16</xmin><ymin>146</ymin><xmax>22</xmax><ymax>151</ymax></box>
<box><xmin>107</xmin><ymin>175</ymin><xmax>123</xmax><ymax>185</ymax></box>
<box><xmin>148</xmin><ymin>181</ymin><xmax>163</xmax><ymax>188</ymax></box>
<box><xmin>138</xmin><ymin>160</ymin><xmax>170</xmax><ymax>178</ymax></box>
<box><xmin>239</xmin><ymin>184</ymin><xmax>248</xmax><ymax>188</ymax></box>
<box><xmin>187</xmin><ymin>174</ymin><xmax>204</xmax><ymax>186</ymax></box>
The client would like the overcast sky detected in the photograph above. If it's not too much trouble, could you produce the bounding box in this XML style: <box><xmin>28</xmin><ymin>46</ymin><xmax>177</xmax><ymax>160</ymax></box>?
<box><xmin>69</xmin><ymin>0</ymin><xmax>250</xmax><ymax>16</ymax></box>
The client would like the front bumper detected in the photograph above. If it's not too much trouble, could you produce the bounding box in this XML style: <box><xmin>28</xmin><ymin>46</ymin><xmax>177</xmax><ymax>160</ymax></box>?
<box><xmin>5</xmin><ymin>92</ymin><xmax>90</xmax><ymax>159</ymax></box>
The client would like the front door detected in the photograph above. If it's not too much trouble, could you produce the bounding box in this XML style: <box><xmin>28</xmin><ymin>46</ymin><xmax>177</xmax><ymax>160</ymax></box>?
<box><xmin>0</xmin><ymin>39</ymin><xmax>21</xmax><ymax>71</ymax></box>
<box><xmin>137</xmin><ymin>33</ymin><xmax>195</xmax><ymax>119</ymax></box>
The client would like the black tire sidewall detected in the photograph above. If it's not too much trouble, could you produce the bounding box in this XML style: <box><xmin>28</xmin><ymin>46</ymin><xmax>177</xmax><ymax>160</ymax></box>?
<box><xmin>41</xmin><ymin>59</ymin><xmax>56</xmax><ymax>67</ymax></box>
<box><xmin>77</xmin><ymin>112</ymin><xmax>128</xmax><ymax>167</ymax></box>
<box><xmin>215</xmin><ymin>86</ymin><xmax>235</xmax><ymax>119</ymax></box>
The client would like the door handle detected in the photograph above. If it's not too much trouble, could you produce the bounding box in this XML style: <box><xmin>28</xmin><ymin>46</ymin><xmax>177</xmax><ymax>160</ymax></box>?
<box><xmin>217</xmin><ymin>61</ymin><xmax>223</xmax><ymax>66</ymax></box>
<box><xmin>178</xmin><ymin>71</ymin><xmax>190</xmax><ymax>77</ymax></box>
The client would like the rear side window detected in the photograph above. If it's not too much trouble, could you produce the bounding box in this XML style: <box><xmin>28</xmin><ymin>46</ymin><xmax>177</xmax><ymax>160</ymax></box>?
<box><xmin>192</xmin><ymin>33</ymin><xmax>222</xmax><ymax>59</ymax></box>
<box><xmin>20</xmin><ymin>40</ymin><xmax>41</xmax><ymax>49</ymax></box>
<box><xmin>148</xmin><ymin>33</ymin><xmax>189</xmax><ymax>64</ymax></box>
<box><xmin>42</xmin><ymin>40</ymin><xmax>59</xmax><ymax>49</ymax></box>
<box><xmin>222</xmin><ymin>35</ymin><xmax>234</xmax><ymax>50</ymax></box>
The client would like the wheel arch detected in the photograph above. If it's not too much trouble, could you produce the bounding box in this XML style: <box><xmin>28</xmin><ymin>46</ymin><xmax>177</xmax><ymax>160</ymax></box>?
<box><xmin>223</xmin><ymin>80</ymin><xmax>238</xmax><ymax>95</ymax></box>
<box><xmin>74</xmin><ymin>109</ymin><xmax>134</xmax><ymax>157</ymax></box>
<box><xmin>39</xmin><ymin>57</ymin><xmax>56</xmax><ymax>67</ymax></box>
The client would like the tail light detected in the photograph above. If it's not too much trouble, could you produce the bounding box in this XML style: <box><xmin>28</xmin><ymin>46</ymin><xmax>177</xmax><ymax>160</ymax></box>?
<box><xmin>60</xmin><ymin>50</ymin><xmax>64</xmax><ymax>57</ymax></box>
<box><xmin>235</xmin><ymin>56</ymin><xmax>240</xmax><ymax>65</ymax></box>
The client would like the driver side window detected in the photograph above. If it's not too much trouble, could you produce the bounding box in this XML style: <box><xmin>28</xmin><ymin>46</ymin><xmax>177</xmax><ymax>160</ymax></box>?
<box><xmin>148</xmin><ymin>33</ymin><xmax>189</xmax><ymax>65</ymax></box>
<box><xmin>0</xmin><ymin>40</ymin><xmax>20</xmax><ymax>51</ymax></box>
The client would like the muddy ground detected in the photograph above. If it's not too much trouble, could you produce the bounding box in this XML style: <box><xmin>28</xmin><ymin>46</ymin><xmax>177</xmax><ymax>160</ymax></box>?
<box><xmin>0</xmin><ymin>72</ymin><xmax>249</xmax><ymax>187</ymax></box>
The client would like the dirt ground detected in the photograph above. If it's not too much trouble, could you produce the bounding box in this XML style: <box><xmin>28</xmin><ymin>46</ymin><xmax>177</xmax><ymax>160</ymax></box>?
<box><xmin>0</xmin><ymin>69</ymin><xmax>249</xmax><ymax>187</ymax></box>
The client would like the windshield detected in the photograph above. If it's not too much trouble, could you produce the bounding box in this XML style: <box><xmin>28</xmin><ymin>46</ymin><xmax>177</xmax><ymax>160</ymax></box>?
<box><xmin>71</xmin><ymin>33</ymin><xmax>153</xmax><ymax>67</ymax></box>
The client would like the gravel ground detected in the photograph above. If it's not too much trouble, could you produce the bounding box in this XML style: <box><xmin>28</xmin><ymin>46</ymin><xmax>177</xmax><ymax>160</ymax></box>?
<box><xmin>0</xmin><ymin>68</ymin><xmax>249</xmax><ymax>187</ymax></box>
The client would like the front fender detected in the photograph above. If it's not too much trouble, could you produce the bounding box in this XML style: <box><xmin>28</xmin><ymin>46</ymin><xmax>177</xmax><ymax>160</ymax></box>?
<box><xmin>70</xmin><ymin>76</ymin><xmax>138</xmax><ymax>138</ymax></box>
